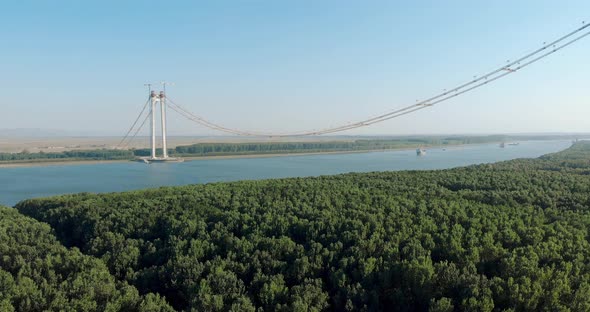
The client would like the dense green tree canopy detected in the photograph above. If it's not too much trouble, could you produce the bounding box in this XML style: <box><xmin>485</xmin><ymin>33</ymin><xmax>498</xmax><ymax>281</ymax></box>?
<box><xmin>11</xmin><ymin>141</ymin><xmax>590</xmax><ymax>311</ymax></box>
<box><xmin>0</xmin><ymin>206</ymin><xmax>173</xmax><ymax>312</ymax></box>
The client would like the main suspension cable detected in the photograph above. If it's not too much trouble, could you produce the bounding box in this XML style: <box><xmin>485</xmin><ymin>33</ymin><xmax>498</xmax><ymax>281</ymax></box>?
<box><xmin>118</xmin><ymin>97</ymin><xmax>151</xmax><ymax>147</ymax></box>
<box><xmin>163</xmin><ymin>22</ymin><xmax>590</xmax><ymax>137</ymax></box>
<box><xmin>121</xmin><ymin>111</ymin><xmax>151</xmax><ymax>148</ymax></box>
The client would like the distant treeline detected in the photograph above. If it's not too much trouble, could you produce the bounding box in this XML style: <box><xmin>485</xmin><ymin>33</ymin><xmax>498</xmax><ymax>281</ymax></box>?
<box><xmin>0</xmin><ymin>135</ymin><xmax>579</xmax><ymax>163</ymax></box>
<box><xmin>134</xmin><ymin>135</ymin><xmax>511</xmax><ymax>157</ymax></box>
<box><xmin>0</xmin><ymin>149</ymin><xmax>134</xmax><ymax>162</ymax></box>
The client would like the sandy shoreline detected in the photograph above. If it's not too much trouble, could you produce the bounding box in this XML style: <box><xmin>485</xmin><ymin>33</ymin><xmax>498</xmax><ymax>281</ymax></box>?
<box><xmin>0</xmin><ymin>147</ymin><xmax>435</xmax><ymax>168</ymax></box>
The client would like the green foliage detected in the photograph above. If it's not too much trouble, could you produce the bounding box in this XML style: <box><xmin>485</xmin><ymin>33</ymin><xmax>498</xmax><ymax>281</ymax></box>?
<box><xmin>13</xmin><ymin>142</ymin><xmax>590</xmax><ymax>311</ymax></box>
<box><xmin>0</xmin><ymin>206</ymin><xmax>173</xmax><ymax>311</ymax></box>
<box><xmin>0</xmin><ymin>149</ymin><xmax>134</xmax><ymax>162</ymax></box>
<box><xmin>168</xmin><ymin>136</ymin><xmax>508</xmax><ymax>157</ymax></box>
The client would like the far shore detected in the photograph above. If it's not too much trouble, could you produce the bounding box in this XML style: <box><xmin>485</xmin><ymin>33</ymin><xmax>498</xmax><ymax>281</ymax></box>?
<box><xmin>0</xmin><ymin>145</ymin><xmax>468</xmax><ymax>168</ymax></box>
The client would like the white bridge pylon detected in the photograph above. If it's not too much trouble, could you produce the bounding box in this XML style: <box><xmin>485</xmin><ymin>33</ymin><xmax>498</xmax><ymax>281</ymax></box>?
<box><xmin>150</xmin><ymin>91</ymin><xmax>167</xmax><ymax>159</ymax></box>
<box><xmin>142</xmin><ymin>90</ymin><xmax>182</xmax><ymax>163</ymax></box>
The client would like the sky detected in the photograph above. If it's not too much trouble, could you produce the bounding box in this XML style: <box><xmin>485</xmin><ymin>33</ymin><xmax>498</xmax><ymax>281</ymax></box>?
<box><xmin>1</xmin><ymin>0</ymin><xmax>589</xmax><ymax>136</ymax></box>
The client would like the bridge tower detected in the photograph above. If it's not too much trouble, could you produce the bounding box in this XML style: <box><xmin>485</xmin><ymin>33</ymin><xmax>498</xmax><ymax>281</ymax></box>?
<box><xmin>160</xmin><ymin>91</ymin><xmax>168</xmax><ymax>158</ymax></box>
<box><xmin>150</xmin><ymin>90</ymin><xmax>158</xmax><ymax>159</ymax></box>
<box><xmin>142</xmin><ymin>88</ymin><xmax>182</xmax><ymax>163</ymax></box>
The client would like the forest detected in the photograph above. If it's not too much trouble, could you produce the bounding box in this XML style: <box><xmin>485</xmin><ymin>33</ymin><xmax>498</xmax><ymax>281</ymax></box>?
<box><xmin>0</xmin><ymin>206</ymin><xmax>173</xmax><ymax>311</ymax></box>
<box><xmin>3</xmin><ymin>141</ymin><xmax>590</xmax><ymax>311</ymax></box>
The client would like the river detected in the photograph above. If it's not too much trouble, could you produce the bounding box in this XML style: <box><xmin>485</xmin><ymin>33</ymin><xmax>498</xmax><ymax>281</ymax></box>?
<box><xmin>0</xmin><ymin>140</ymin><xmax>573</xmax><ymax>206</ymax></box>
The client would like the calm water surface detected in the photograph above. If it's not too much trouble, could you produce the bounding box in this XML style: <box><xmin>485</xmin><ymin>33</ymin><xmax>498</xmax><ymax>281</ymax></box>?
<box><xmin>0</xmin><ymin>140</ymin><xmax>573</xmax><ymax>206</ymax></box>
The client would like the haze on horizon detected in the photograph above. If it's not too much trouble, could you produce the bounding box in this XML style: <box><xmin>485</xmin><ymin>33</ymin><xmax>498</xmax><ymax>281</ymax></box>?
<box><xmin>1</xmin><ymin>1</ymin><xmax>589</xmax><ymax>137</ymax></box>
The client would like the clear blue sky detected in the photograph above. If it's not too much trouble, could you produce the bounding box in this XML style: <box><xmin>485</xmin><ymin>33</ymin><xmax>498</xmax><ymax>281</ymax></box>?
<box><xmin>1</xmin><ymin>1</ymin><xmax>589</xmax><ymax>136</ymax></box>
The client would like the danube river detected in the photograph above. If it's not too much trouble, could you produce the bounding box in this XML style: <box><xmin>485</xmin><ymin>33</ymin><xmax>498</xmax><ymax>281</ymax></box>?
<box><xmin>0</xmin><ymin>140</ymin><xmax>573</xmax><ymax>206</ymax></box>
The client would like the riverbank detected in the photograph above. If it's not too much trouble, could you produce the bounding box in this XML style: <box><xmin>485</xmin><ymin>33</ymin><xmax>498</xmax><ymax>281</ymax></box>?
<box><xmin>0</xmin><ymin>140</ymin><xmax>573</xmax><ymax>206</ymax></box>
<box><xmin>4</xmin><ymin>139</ymin><xmax>569</xmax><ymax>169</ymax></box>
<box><xmin>0</xmin><ymin>148</ymin><xmax>412</xmax><ymax>168</ymax></box>
<box><xmin>0</xmin><ymin>144</ymin><xmax>473</xmax><ymax>168</ymax></box>
<box><xmin>4</xmin><ymin>135</ymin><xmax>582</xmax><ymax>168</ymax></box>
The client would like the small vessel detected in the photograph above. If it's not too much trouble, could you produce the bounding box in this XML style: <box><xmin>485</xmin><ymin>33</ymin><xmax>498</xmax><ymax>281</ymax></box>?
<box><xmin>508</xmin><ymin>142</ymin><xmax>519</xmax><ymax>146</ymax></box>
<box><xmin>416</xmin><ymin>148</ymin><xmax>426</xmax><ymax>156</ymax></box>
<box><xmin>499</xmin><ymin>142</ymin><xmax>505</xmax><ymax>148</ymax></box>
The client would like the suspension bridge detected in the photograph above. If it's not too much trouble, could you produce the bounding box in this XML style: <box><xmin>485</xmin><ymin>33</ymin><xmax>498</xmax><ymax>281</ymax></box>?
<box><xmin>118</xmin><ymin>22</ymin><xmax>589</xmax><ymax>162</ymax></box>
